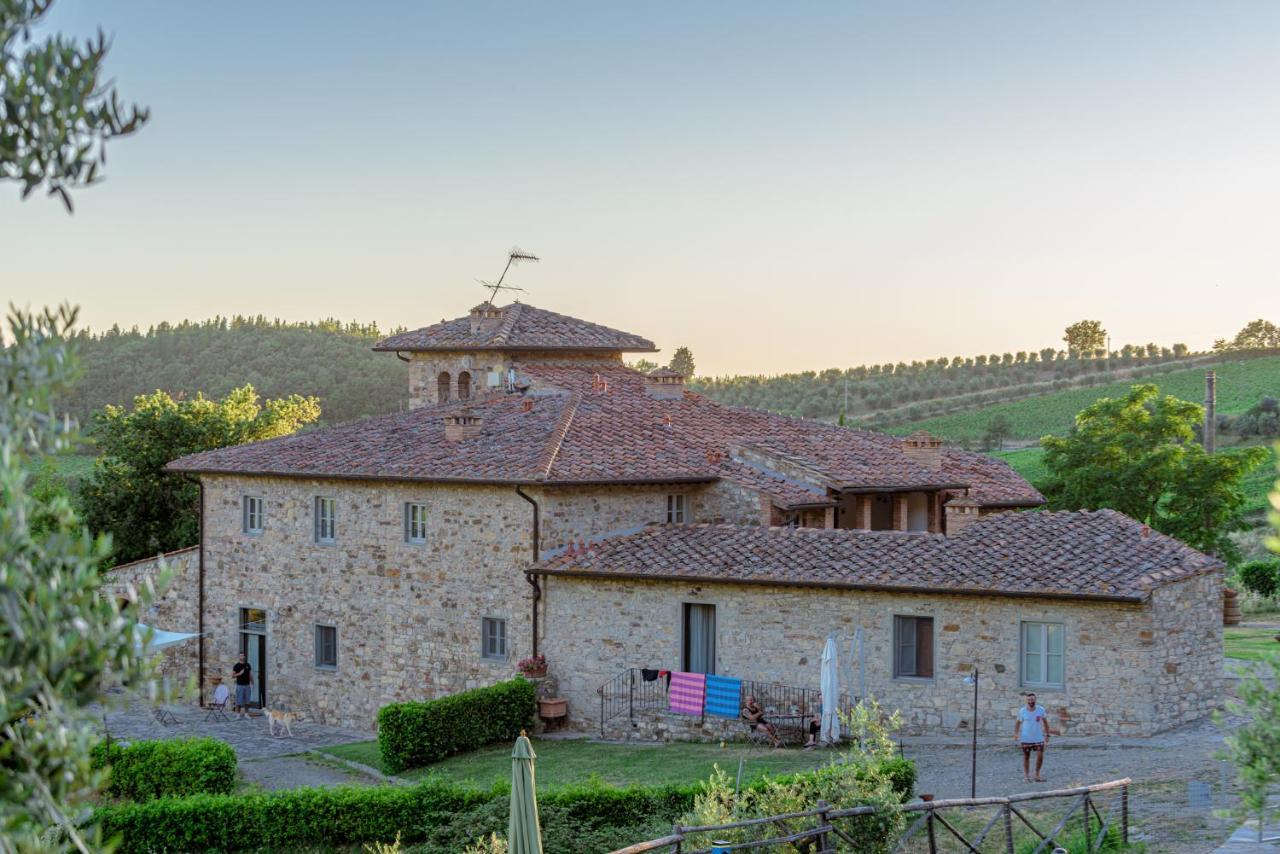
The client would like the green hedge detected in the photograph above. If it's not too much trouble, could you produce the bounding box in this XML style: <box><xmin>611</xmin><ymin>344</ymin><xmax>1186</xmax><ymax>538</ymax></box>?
<box><xmin>91</xmin><ymin>737</ymin><xmax>237</xmax><ymax>801</ymax></box>
<box><xmin>92</xmin><ymin>758</ymin><xmax>915</xmax><ymax>852</ymax></box>
<box><xmin>377</xmin><ymin>678</ymin><xmax>536</xmax><ymax>773</ymax></box>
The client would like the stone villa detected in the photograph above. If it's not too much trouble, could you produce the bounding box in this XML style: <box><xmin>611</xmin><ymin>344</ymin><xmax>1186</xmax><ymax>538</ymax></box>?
<box><xmin>109</xmin><ymin>300</ymin><xmax>1223</xmax><ymax>737</ymax></box>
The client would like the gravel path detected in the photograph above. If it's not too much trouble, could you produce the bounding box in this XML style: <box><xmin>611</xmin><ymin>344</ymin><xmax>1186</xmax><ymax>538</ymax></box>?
<box><xmin>238</xmin><ymin>754</ymin><xmax>384</xmax><ymax>791</ymax></box>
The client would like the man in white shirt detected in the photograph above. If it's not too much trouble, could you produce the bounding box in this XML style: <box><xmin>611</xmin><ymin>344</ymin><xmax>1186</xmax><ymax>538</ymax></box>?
<box><xmin>1013</xmin><ymin>692</ymin><xmax>1053</xmax><ymax>783</ymax></box>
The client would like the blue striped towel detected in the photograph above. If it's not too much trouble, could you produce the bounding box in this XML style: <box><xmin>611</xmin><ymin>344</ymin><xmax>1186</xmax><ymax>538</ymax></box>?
<box><xmin>704</xmin><ymin>675</ymin><xmax>742</xmax><ymax>719</ymax></box>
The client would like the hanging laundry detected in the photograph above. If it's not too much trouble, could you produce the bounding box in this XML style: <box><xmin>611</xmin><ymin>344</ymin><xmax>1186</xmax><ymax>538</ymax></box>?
<box><xmin>703</xmin><ymin>674</ymin><xmax>742</xmax><ymax>718</ymax></box>
<box><xmin>668</xmin><ymin>671</ymin><xmax>706</xmax><ymax>715</ymax></box>
<box><xmin>640</xmin><ymin>668</ymin><xmax>660</xmax><ymax>682</ymax></box>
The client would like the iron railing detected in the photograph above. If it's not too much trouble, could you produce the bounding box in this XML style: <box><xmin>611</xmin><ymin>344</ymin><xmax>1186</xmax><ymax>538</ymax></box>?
<box><xmin>597</xmin><ymin>668</ymin><xmax>856</xmax><ymax>739</ymax></box>
<box><xmin>609</xmin><ymin>777</ymin><xmax>1132</xmax><ymax>854</ymax></box>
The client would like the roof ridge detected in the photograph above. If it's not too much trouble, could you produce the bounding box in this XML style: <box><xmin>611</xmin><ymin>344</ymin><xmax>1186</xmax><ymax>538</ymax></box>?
<box><xmin>537</xmin><ymin>392</ymin><xmax>581</xmax><ymax>479</ymax></box>
<box><xmin>491</xmin><ymin>302</ymin><xmax>524</xmax><ymax>345</ymax></box>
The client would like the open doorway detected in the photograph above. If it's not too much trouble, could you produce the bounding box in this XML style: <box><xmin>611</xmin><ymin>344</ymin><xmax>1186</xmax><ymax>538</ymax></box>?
<box><xmin>239</xmin><ymin>607</ymin><xmax>267</xmax><ymax>708</ymax></box>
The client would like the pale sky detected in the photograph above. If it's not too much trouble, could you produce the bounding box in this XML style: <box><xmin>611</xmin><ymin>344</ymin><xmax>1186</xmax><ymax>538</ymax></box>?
<box><xmin>3</xmin><ymin>1</ymin><xmax>1279</xmax><ymax>376</ymax></box>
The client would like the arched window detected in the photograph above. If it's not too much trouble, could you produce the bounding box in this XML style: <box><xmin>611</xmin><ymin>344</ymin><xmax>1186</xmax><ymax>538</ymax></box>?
<box><xmin>457</xmin><ymin>371</ymin><xmax>472</xmax><ymax>401</ymax></box>
<box><xmin>437</xmin><ymin>371</ymin><xmax>451</xmax><ymax>403</ymax></box>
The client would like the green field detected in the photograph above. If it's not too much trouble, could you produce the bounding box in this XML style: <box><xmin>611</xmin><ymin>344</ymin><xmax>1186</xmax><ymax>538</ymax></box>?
<box><xmin>321</xmin><ymin>738</ymin><xmax>830</xmax><ymax>789</ymax></box>
<box><xmin>997</xmin><ymin>443</ymin><xmax>1277</xmax><ymax>517</ymax></box>
<box><xmin>889</xmin><ymin>355</ymin><xmax>1280</xmax><ymax>444</ymax></box>
<box><xmin>1225</xmin><ymin>627</ymin><xmax>1280</xmax><ymax>662</ymax></box>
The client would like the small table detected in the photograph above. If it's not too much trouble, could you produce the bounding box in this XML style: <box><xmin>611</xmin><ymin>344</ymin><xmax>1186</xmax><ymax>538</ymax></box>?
<box><xmin>766</xmin><ymin>713</ymin><xmax>811</xmax><ymax>746</ymax></box>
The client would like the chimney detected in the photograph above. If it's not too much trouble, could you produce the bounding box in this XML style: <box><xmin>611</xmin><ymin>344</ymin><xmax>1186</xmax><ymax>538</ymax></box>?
<box><xmin>443</xmin><ymin>409</ymin><xmax>483</xmax><ymax>442</ymax></box>
<box><xmin>1204</xmin><ymin>371</ymin><xmax>1216</xmax><ymax>454</ymax></box>
<box><xmin>944</xmin><ymin>497</ymin><xmax>982</xmax><ymax>536</ymax></box>
<box><xmin>645</xmin><ymin>367</ymin><xmax>686</xmax><ymax>400</ymax></box>
<box><xmin>468</xmin><ymin>302</ymin><xmax>505</xmax><ymax>335</ymax></box>
<box><xmin>902</xmin><ymin>431</ymin><xmax>944</xmax><ymax>471</ymax></box>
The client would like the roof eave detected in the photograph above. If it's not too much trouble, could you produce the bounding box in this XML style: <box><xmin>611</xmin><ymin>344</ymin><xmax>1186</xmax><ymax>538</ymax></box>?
<box><xmin>371</xmin><ymin>344</ymin><xmax>659</xmax><ymax>353</ymax></box>
<box><xmin>530</xmin><ymin>567</ymin><xmax>1147</xmax><ymax>604</ymax></box>
<box><xmin>837</xmin><ymin>483</ymin><xmax>969</xmax><ymax>494</ymax></box>
<box><xmin>163</xmin><ymin>465</ymin><xmax>718</xmax><ymax>488</ymax></box>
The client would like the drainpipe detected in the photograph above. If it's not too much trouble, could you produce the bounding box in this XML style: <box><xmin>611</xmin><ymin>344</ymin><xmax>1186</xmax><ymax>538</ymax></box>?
<box><xmin>197</xmin><ymin>481</ymin><xmax>207</xmax><ymax>707</ymax></box>
<box><xmin>515</xmin><ymin>486</ymin><xmax>541</xmax><ymax>658</ymax></box>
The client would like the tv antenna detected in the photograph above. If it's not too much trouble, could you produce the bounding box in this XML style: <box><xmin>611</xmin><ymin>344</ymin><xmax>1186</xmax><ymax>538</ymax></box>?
<box><xmin>478</xmin><ymin>247</ymin><xmax>540</xmax><ymax>305</ymax></box>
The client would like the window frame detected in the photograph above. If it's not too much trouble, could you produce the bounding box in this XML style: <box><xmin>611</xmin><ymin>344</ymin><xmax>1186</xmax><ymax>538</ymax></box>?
<box><xmin>481</xmin><ymin>617</ymin><xmax>508</xmax><ymax>661</ymax></box>
<box><xmin>404</xmin><ymin>502</ymin><xmax>429</xmax><ymax>545</ymax></box>
<box><xmin>667</xmin><ymin>493</ymin><xmax>688</xmax><ymax>524</ymax></box>
<box><xmin>891</xmin><ymin>614</ymin><xmax>935</xmax><ymax>681</ymax></box>
<box><xmin>314</xmin><ymin>624</ymin><xmax>338</xmax><ymax>670</ymax></box>
<box><xmin>242</xmin><ymin>495</ymin><xmax>264</xmax><ymax>535</ymax></box>
<box><xmin>1020</xmin><ymin>620</ymin><xmax>1066</xmax><ymax>690</ymax></box>
<box><xmin>314</xmin><ymin>496</ymin><xmax>337</xmax><ymax>544</ymax></box>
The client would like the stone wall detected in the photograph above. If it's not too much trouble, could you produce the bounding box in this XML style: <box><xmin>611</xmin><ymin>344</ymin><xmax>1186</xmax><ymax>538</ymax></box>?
<box><xmin>1148</xmin><ymin>572</ymin><xmax>1223</xmax><ymax>730</ymax></box>
<box><xmin>102</xmin><ymin>547</ymin><xmax>201</xmax><ymax>683</ymax></box>
<box><xmin>539</xmin><ymin>574</ymin><xmax>1220</xmax><ymax>738</ymax></box>
<box><xmin>189</xmin><ymin>475</ymin><xmax>757</xmax><ymax>729</ymax></box>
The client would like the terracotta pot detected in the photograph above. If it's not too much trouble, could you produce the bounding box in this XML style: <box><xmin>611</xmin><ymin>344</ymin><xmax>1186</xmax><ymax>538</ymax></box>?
<box><xmin>522</xmin><ymin>666</ymin><xmax>548</xmax><ymax>678</ymax></box>
<box><xmin>538</xmin><ymin>698</ymin><xmax>568</xmax><ymax>719</ymax></box>
<box><xmin>920</xmin><ymin>794</ymin><xmax>935</xmax><ymax>802</ymax></box>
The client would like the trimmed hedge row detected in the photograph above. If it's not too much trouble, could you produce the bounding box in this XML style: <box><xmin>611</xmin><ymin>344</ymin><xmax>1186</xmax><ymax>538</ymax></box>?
<box><xmin>93</xmin><ymin>779</ymin><xmax>693</xmax><ymax>853</ymax></box>
<box><xmin>377</xmin><ymin>678</ymin><xmax>536</xmax><ymax>773</ymax></box>
<box><xmin>92</xmin><ymin>758</ymin><xmax>916</xmax><ymax>853</ymax></box>
<box><xmin>91</xmin><ymin>737</ymin><xmax>237</xmax><ymax>801</ymax></box>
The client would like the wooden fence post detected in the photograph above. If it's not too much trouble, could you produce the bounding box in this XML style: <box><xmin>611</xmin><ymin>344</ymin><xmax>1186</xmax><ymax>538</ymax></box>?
<box><xmin>926</xmin><ymin>810</ymin><xmax>937</xmax><ymax>853</ymax></box>
<box><xmin>1121</xmin><ymin>784</ymin><xmax>1129</xmax><ymax>845</ymax></box>
<box><xmin>1083</xmin><ymin>793</ymin><xmax>1091</xmax><ymax>851</ymax></box>
<box><xmin>1003</xmin><ymin>802</ymin><xmax>1015</xmax><ymax>854</ymax></box>
<box><xmin>815</xmin><ymin>799</ymin><xmax>830</xmax><ymax>853</ymax></box>
<box><xmin>672</xmin><ymin>823</ymin><xmax>682</xmax><ymax>854</ymax></box>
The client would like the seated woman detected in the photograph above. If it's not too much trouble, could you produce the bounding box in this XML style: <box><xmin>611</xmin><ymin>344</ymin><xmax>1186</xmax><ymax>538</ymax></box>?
<box><xmin>804</xmin><ymin>710</ymin><xmax>821</xmax><ymax>749</ymax></box>
<box><xmin>741</xmin><ymin>695</ymin><xmax>782</xmax><ymax>747</ymax></box>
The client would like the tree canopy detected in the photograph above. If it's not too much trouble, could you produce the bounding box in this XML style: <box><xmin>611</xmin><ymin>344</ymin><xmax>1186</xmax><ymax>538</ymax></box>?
<box><xmin>1062</xmin><ymin>320</ymin><xmax>1107</xmax><ymax>356</ymax></box>
<box><xmin>669</xmin><ymin>346</ymin><xmax>696</xmax><ymax>379</ymax></box>
<box><xmin>0</xmin><ymin>306</ymin><xmax>155</xmax><ymax>851</ymax></box>
<box><xmin>1</xmin><ymin>0</ymin><xmax>148</xmax><ymax>210</ymax></box>
<box><xmin>80</xmin><ymin>385</ymin><xmax>320</xmax><ymax>564</ymax></box>
<box><xmin>1040</xmin><ymin>384</ymin><xmax>1266</xmax><ymax>562</ymax></box>
<box><xmin>1215</xmin><ymin>319</ymin><xmax>1280</xmax><ymax>353</ymax></box>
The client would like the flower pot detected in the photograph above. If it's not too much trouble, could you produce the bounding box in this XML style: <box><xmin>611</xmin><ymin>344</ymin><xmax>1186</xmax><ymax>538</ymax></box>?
<box><xmin>521</xmin><ymin>666</ymin><xmax>548</xmax><ymax>679</ymax></box>
<box><xmin>920</xmin><ymin>793</ymin><xmax>935</xmax><ymax>802</ymax></box>
<box><xmin>538</xmin><ymin>698</ymin><xmax>567</xmax><ymax>719</ymax></box>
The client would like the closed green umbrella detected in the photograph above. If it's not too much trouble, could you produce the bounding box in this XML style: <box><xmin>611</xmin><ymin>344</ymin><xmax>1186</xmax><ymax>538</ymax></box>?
<box><xmin>509</xmin><ymin>732</ymin><xmax>543</xmax><ymax>854</ymax></box>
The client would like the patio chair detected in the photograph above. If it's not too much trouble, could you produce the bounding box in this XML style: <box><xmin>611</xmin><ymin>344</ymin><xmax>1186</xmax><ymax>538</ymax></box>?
<box><xmin>204</xmin><ymin>684</ymin><xmax>231</xmax><ymax>723</ymax></box>
<box><xmin>151</xmin><ymin>705</ymin><xmax>178</xmax><ymax>726</ymax></box>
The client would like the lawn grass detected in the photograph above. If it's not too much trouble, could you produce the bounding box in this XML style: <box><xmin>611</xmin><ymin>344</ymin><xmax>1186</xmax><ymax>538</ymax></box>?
<box><xmin>890</xmin><ymin>355</ymin><xmax>1280</xmax><ymax>444</ymax></box>
<box><xmin>321</xmin><ymin>737</ymin><xmax>833</xmax><ymax>789</ymax></box>
<box><xmin>1224</xmin><ymin>627</ymin><xmax>1280</xmax><ymax>662</ymax></box>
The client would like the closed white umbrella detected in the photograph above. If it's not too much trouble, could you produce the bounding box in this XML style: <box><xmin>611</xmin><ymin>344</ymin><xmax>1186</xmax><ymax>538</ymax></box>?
<box><xmin>820</xmin><ymin>637</ymin><xmax>841</xmax><ymax>744</ymax></box>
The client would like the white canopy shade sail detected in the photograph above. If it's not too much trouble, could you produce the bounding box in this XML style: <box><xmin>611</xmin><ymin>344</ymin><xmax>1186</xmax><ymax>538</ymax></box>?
<box><xmin>133</xmin><ymin>623</ymin><xmax>200</xmax><ymax>652</ymax></box>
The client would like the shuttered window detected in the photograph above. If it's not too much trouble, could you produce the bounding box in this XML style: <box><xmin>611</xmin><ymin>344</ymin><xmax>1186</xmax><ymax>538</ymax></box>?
<box><xmin>482</xmin><ymin>618</ymin><xmax>507</xmax><ymax>660</ymax></box>
<box><xmin>405</xmin><ymin>502</ymin><xmax>428</xmax><ymax>544</ymax></box>
<box><xmin>893</xmin><ymin>615</ymin><xmax>934</xmax><ymax>679</ymax></box>
<box><xmin>243</xmin><ymin>496</ymin><xmax>264</xmax><ymax>534</ymax></box>
<box><xmin>667</xmin><ymin>494</ymin><xmax>688</xmax><ymax>523</ymax></box>
<box><xmin>314</xmin><ymin>497</ymin><xmax>336</xmax><ymax>543</ymax></box>
<box><xmin>1022</xmin><ymin>621</ymin><xmax>1065</xmax><ymax>688</ymax></box>
<box><xmin>315</xmin><ymin>625</ymin><xmax>337</xmax><ymax>669</ymax></box>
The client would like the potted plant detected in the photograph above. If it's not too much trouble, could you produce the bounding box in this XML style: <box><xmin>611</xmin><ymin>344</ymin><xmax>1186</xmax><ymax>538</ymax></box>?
<box><xmin>518</xmin><ymin>654</ymin><xmax>547</xmax><ymax>678</ymax></box>
<box><xmin>538</xmin><ymin>697</ymin><xmax>568</xmax><ymax>719</ymax></box>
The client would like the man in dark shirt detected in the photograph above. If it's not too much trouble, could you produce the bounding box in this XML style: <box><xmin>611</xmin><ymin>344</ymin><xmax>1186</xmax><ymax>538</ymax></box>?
<box><xmin>232</xmin><ymin>652</ymin><xmax>253</xmax><ymax>719</ymax></box>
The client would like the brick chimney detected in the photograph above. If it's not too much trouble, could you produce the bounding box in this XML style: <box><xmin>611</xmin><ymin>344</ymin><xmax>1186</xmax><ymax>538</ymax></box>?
<box><xmin>645</xmin><ymin>367</ymin><xmax>686</xmax><ymax>400</ymax></box>
<box><xmin>944</xmin><ymin>496</ymin><xmax>982</xmax><ymax>536</ymax></box>
<box><xmin>469</xmin><ymin>302</ymin><xmax>505</xmax><ymax>335</ymax></box>
<box><xmin>443</xmin><ymin>409</ymin><xmax>483</xmax><ymax>442</ymax></box>
<box><xmin>902</xmin><ymin>431</ymin><xmax>944</xmax><ymax>471</ymax></box>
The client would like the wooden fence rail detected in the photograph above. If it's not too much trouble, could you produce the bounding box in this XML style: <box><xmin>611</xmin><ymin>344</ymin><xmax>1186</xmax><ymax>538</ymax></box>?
<box><xmin>608</xmin><ymin>778</ymin><xmax>1131</xmax><ymax>854</ymax></box>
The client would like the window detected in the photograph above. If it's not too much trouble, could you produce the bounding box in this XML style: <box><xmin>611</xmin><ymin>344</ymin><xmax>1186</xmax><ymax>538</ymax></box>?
<box><xmin>315</xmin><ymin>624</ymin><xmax>338</xmax><ymax>669</ymax></box>
<box><xmin>892</xmin><ymin>615</ymin><xmax>934</xmax><ymax>679</ymax></box>
<box><xmin>243</xmin><ymin>496</ymin><xmax>264</xmax><ymax>534</ymax></box>
<box><xmin>314</xmin><ymin>497</ymin><xmax>336</xmax><ymax>543</ymax></box>
<box><xmin>437</xmin><ymin>371</ymin><xmax>451</xmax><ymax>403</ymax></box>
<box><xmin>405</xmin><ymin>502</ymin><xmax>429</xmax><ymax>544</ymax></box>
<box><xmin>682</xmin><ymin>603</ymin><xmax>716</xmax><ymax>674</ymax></box>
<box><xmin>457</xmin><ymin>370</ymin><xmax>471</xmax><ymax>400</ymax></box>
<box><xmin>1022</xmin><ymin>621</ymin><xmax>1065</xmax><ymax>688</ymax></box>
<box><xmin>482</xmin><ymin>618</ymin><xmax>507</xmax><ymax>660</ymax></box>
<box><xmin>667</xmin><ymin>494</ymin><xmax>688</xmax><ymax>524</ymax></box>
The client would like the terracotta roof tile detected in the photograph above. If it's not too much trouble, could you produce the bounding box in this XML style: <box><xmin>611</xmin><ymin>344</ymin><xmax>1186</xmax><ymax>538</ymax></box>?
<box><xmin>373</xmin><ymin>302</ymin><xmax>657</xmax><ymax>353</ymax></box>
<box><xmin>168</xmin><ymin>361</ymin><xmax>1045</xmax><ymax>507</ymax></box>
<box><xmin>533</xmin><ymin>510</ymin><xmax>1221</xmax><ymax>601</ymax></box>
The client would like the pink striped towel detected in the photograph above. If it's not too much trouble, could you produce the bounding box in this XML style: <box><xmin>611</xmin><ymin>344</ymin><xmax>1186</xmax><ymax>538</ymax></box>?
<box><xmin>668</xmin><ymin>671</ymin><xmax>706</xmax><ymax>716</ymax></box>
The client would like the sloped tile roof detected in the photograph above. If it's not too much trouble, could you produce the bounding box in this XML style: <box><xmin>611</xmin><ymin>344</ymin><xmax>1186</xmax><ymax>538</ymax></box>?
<box><xmin>532</xmin><ymin>510</ymin><xmax>1221</xmax><ymax>601</ymax></box>
<box><xmin>373</xmin><ymin>302</ymin><xmax>657</xmax><ymax>353</ymax></box>
<box><xmin>168</xmin><ymin>361</ymin><xmax>1045</xmax><ymax>507</ymax></box>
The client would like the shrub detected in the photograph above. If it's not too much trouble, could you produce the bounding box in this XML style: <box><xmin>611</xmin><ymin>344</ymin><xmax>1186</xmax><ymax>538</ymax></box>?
<box><xmin>377</xmin><ymin>678</ymin><xmax>536</xmax><ymax>773</ymax></box>
<box><xmin>1238</xmin><ymin>560</ymin><xmax>1280</xmax><ymax>599</ymax></box>
<box><xmin>90</xmin><ymin>738</ymin><xmax>236</xmax><ymax>801</ymax></box>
